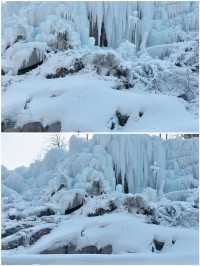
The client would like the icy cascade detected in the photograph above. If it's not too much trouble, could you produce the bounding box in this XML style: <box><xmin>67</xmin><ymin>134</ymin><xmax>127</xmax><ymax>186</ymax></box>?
<box><xmin>2</xmin><ymin>136</ymin><xmax>116</xmax><ymax>202</ymax></box>
<box><xmin>2</xmin><ymin>1</ymin><xmax>198</xmax><ymax>50</ymax></box>
<box><xmin>2</xmin><ymin>136</ymin><xmax>198</xmax><ymax>200</ymax></box>
<box><xmin>95</xmin><ymin>135</ymin><xmax>198</xmax><ymax>194</ymax></box>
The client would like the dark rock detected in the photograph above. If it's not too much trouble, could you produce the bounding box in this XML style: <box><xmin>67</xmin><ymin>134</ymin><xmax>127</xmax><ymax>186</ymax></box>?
<box><xmin>63</xmin><ymin>191</ymin><xmax>85</xmax><ymax>215</ymax></box>
<box><xmin>2</xmin><ymin>224</ymin><xmax>33</xmax><ymax>238</ymax></box>
<box><xmin>37</xmin><ymin>208</ymin><xmax>55</xmax><ymax>217</ymax></box>
<box><xmin>110</xmin><ymin>121</ymin><xmax>115</xmax><ymax>130</ymax></box>
<box><xmin>88</xmin><ymin>200</ymin><xmax>117</xmax><ymax>217</ymax></box>
<box><xmin>1</xmin><ymin>69</ymin><xmax>5</xmax><ymax>75</ymax></box>
<box><xmin>175</xmin><ymin>62</ymin><xmax>182</xmax><ymax>67</ymax></box>
<box><xmin>100</xmin><ymin>244</ymin><xmax>112</xmax><ymax>254</ymax></box>
<box><xmin>65</xmin><ymin>203</ymin><xmax>83</xmax><ymax>215</ymax></box>
<box><xmin>2</xmin><ymin>235</ymin><xmax>24</xmax><ymax>250</ymax></box>
<box><xmin>2</xmin><ymin>119</ymin><xmax>17</xmax><ymax>132</ymax></box>
<box><xmin>116</xmin><ymin>110</ymin><xmax>129</xmax><ymax>127</ymax></box>
<box><xmin>8</xmin><ymin>214</ymin><xmax>22</xmax><ymax>221</ymax></box>
<box><xmin>22</xmin><ymin>122</ymin><xmax>44</xmax><ymax>132</ymax></box>
<box><xmin>24</xmin><ymin>97</ymin><xmax>32</xmax><ymax>110</ymax></box>
<box><xmin>46</xmin><ymin>59</ymin><xmax>84</xmax><ymax>79</ymax></box>
<box><xmin>44</xmin><ymin>121</ymin><xmax>61</xmax><ymax>132</ymax></box>
<box><xmin>139</xmin><ymin>111</ymin><xmax>143</xmax><ymax>118</ymax></box>
<box><xmin>178</xmin><ymin>94</ymin><xmax>188</xmax><ymax>101</ymax></box>
<box><xmin>41</xmin><ymin>243</ymin><xmax>112</xmax><ymax>254</ymax></box>
<box><xmin>15</xmin><ymin>35</ymin><xmax>25</xmax><ymax>43</ymax></box>
<box><xmin>153</xmin><ymin>238</ymin><xmax>165</xmax><ymax>251</ymax></box>
<box><xmin>18</xmin><ymin>48</ymin><xmax>45</xmax><ymax>75</ymax></box>
<box><xmin>29</xmin><ymin>227</ymin><xmax>52</xmax><ymax>245</ymax></box>
<box><xmin>41</xmin><ymin>246</ymin><xmax>68</xmax><ymax>254</ymax></box>
<box><xmin>73</xmin><ymin>58</ymin><xmax>84</xmax><ymax>72</ymax></box>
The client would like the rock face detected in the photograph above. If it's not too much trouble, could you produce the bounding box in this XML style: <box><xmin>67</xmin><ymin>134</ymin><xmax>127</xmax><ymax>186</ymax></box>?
<box><xmin>2</xmin><ymin>224</ymin><xmax>33</xmax><ymax>238</ymax></box>
<box><xmin>22</xmin><ymin>122</ymin><xmax>43</xmax><ymax>132</ymax></box>
<box><xmin>2</xmin><ymin>121</ymin><xmax>62</xmax><ymax>132</ymax></box>
<box><xmin>2</xmin><ymin>226</ymin><xmax>53</xmax><ymax>250</ymax></box>
<box><xmin>29</xmin><ymin>228</ymin><xmax>52</xmax><ymax>245</ymax></box>
<box><xmin>17</xmin><ymin>48</ymin><xmax>45</xmax><ymax>75</ymax></box>
<box><xmin>42</xmin><ymin>243</ymin><xmax>112</xmax><ymax>254</ymax></box>
<box><xmin>51</xmin><ymin>189</ymin><xmax>85</xmax><ymax>215</ymax></box>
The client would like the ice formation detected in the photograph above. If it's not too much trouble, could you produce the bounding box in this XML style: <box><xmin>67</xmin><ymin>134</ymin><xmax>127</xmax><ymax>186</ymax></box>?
<box><xmin>2</xmin><ymin>1</ymin><xmax>198</xmax><ymax>50</ymax></box>
<box><xmin>2</xmin><ymin>135</ymin><xmax>198</xmax><ymax>199</ymax></box>
<box><xmin>1</xmin><ymin>135</ymin><xmax>198</xmax><ymax>263</ymax></box>
<box><xmin>1</xmin><ymin>1</ymin><xmax>198</xmax><ymax>132</ymax></box>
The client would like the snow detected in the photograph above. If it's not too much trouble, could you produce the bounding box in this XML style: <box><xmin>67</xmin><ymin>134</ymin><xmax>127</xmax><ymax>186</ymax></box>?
<box><xmin>1</xmin><ymin>1</ymin><xmax>198</xmax><ymax>132</ymax></box>
<box><xmin>2</xmin><ymin>213</ymin><xmax>198</xmax><ymax>264</ymax></box>
<box><xmin>2</xmin><ymin>252</ymin><xmax>198</xmax><ymax>265</ymax></box>
<box><xmin>1</xmin><ymin>135</ymin><xmax>198</xmax><ymax>264</ymax></box>
<box><xmin>2</xmin><ymin>69</ymin><xmax>197</xmax><ymax>132</ymax></box>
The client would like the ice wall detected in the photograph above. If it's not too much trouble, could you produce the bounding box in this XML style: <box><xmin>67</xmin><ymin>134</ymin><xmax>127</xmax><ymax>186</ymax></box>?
<box><xmin>2</xmin><ymin>1</ymin><xmax>198</xmax><ymax>50</ymax></box>
<box><xmin>94</xmin><ymin>135</ymin><xmax>198</xmax><ymax>194</ymax></box>
<box><xmin>2</xmin><ymin>135</ymin><xmax>198</xmax><ymax>199</ymax></box>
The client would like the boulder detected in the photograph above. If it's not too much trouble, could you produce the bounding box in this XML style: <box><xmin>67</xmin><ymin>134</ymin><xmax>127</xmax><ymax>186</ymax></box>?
<box><xmin>51</xmin><ymin>189</ymin><xmax>85</xmax><ymax>215</ymax></box>
<box><xmin>17</xmin><ymin>47</ymin><xmax>45</xmax><ymax>75</ymax></box>
<box><xmin>153</xmin><ymin>238</ymin><xmax>165</xmax><ymax>251</ymax></box>
<box><xmin>22</xmin><ymin>122</ymin><xmax>44</xmax><ymax>132</ymax></box>
<box><xmin>115</xmin><ymin>110</ymin><xmax>129</xmax><ymax>127</ymax></box>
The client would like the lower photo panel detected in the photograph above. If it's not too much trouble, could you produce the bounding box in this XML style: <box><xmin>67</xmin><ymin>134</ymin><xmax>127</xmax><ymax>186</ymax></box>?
<box><xmin>1</xmin><ymin>133</ymin><xmax>199</xmax><ymax>265</ymax></box>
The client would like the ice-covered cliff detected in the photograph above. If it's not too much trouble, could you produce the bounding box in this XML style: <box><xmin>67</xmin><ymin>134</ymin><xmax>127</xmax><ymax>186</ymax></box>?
<box><xmin>2</xmin><ymin>135</ymin><xmax>198</xmax><ymax>199</ymax></box>
<box><xmin>2</xmin><ymin>1</ymin><xmax>198</xmax><ymax>50</ymax></box>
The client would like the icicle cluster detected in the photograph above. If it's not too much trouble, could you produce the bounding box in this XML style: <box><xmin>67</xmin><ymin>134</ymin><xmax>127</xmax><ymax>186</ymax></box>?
<box><xmin>94</xmin><ymin>135</ymin><xmax>198</xmax><ymax>195</ymax></box>
<box><xmin>2</xmin><ymin>1</ymin><xmax>198</xmax><ymax>51</ymax></box>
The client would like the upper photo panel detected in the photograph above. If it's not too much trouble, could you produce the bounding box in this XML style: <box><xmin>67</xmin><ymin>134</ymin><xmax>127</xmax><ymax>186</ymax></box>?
<box><xmin>1</xmin><ymin>1</ymin><xmax>199</xmax><ymax>132</ymax></box>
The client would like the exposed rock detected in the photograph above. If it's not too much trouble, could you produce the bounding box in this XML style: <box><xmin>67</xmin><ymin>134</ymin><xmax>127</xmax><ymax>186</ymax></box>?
<box><xmin>46</xmin><ymin>59</ymin><xmax>84</xmax><ymax>79</ymax></box>
<box><xmin>41</xmin><ymin>243</ymin><xmax>112</xmax><ymax>254</ymax></box>
<box><xmin>88</xmin><ymin>200</ymin><xmax>117</xmax><ymax>217</ymax></box>
<box><xmin>65</xmin><ymin>203</ymin><xmax>83</xmax><ymax>215</ymax></box>
<box><xmin>36</xmin><ymin>208</ymin><xmax>55</xmax><ymax>217</ymax></box>
<box><xmin>116</xmin><ymin>110</ymin><xmax>129</xmax><ymax>127</ymax></box>
<box><xmin>1</xmin><ymin>119</ymin><xmax>17</xmax><ymax>132</ymax></box>
<box><xmin>2</xmin><ymin>224</ymin><xmax>33</xmax><ymax>238</ymax></box>
<box><xmin>2</xmin><ymin>226</ymin><xmax>53</xmax><ymax>250</ymax></box>
<box><xmin>123</xmin><ymin>194</ymin><xmax>148</xmax><ymax>213</ymax></box>
<box><xmin>2</xmin><ymin>235</ymin><xmax>24</xmax><ymax>250</ymax></box>
<box><xmin>18</xmin><ymin>48</ymin><xmax>45</xmax><ymax>75</ymax></box>
<box><xmin>93</xmin><ymin>52</ymin><xmax>120</xmax><ymax>76</ymax></box>
<box><xmin>44</xmin><ymin>121</ymin><xmax>61</xmax><ymax>132</ymax></box>
<box><xmin>51</xmin><ymin>189</ymin><xmax>85</xmax><ymax>215</ymax></box>
<box><xmin>8</xmin><ymin>214</ymin><xmax>22</xmax><ymax>221</ymax></box>
<box><xmin>178</xmin><ymin>93</ymin><xmax>188</xmax><ymax>101</ymax></box>
<box><xmin>153</xmin><ymin>238</ymin><xmax>165</xmax><ymax>251</ymax></box>
<box><xmin>29</xmin><ymin>227</ymin><xmax>52</xmax><ymax>245</ymax></box>
<box><xmin>22</xmin><ymin>122</ymin><xmax>44</xmax><ymax>132</ymax></box>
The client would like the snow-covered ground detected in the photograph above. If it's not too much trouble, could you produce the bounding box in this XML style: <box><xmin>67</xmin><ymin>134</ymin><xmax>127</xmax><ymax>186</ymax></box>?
<box><xmin>1</xmin><ymin>1</ymin><xmax>199</xmax><ymax>132</ymax></box>
<box><xmin>1</xmin><ymin>135</ymin><xmax>199</xmax><ymax>265</ymax></box>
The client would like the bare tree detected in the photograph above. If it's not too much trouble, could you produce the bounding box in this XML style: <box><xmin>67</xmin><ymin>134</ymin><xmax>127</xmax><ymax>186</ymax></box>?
<box><xmin>49</xmin><ymin>134</ymin><xmax>66</xmax><ymax>149</ymax></box>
